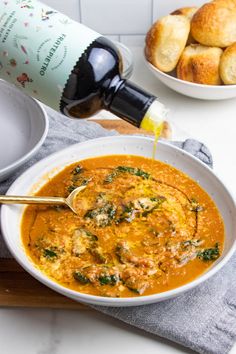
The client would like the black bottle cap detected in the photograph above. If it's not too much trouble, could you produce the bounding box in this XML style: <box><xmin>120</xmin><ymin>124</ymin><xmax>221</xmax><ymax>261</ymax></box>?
<box><xmin>109</xmin><ymin>80</ymin><xmax>156</xmax><ymax>127</ymax></box>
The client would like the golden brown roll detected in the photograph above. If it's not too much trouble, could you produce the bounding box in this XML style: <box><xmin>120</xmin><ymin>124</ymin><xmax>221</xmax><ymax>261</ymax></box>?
<box><xmin>177</xmin><ymin>44</ymin><xmax>223</xmax><ymax>85</ymax></box>
<box><xmin>191</xmin><ymin>0</ymin><xmax>236</xmax><ymax>47</ymax></box>
<box><xmin>145</xmin><ymin>15</ymin><xmax>190</xmax><ymax>72</ymax></box>
<box><xmin>220</xmin><ymin>42</ymin><xmax>236</xmax><ymax>84</ymax></box>
<box><xmin>214</xmin><ymin>0</ymin><xmax>236</xmax><ymax>7</ymax></box>
<box><xmin>171</xmin><ymin>7</ymin><xmax>198</xmax><ymax>45</ymax></box>
<box><xmin>171</xmin><ymin>6</ymin><xmax>198</xmax><ymax>20</ymax></box>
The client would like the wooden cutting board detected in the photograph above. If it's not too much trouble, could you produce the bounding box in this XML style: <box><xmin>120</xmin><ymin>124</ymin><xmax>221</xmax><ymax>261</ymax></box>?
<box><xmin>0</xmin><ymin>119</ymin><xmax>170</xmax><ymax>309</ymax></box>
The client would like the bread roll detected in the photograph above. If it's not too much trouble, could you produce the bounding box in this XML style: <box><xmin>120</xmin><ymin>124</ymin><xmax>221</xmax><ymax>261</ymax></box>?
<box><xmin>191</xmin><ymin>0</ymin><xmax>236</xmax><ymax>47</ymax></box>
<box><xmin>177</xmin><ymin>44</ymin><xmax>223</xmax><ymax>85</ymax></box>
<box><xmin>171</xmin><ymin>7</ymin><xmax>198</xmax><ymax>20</ymax></box>
<box><xmin>220</xmin><ymin>42</ymin><xmax>236</xmax><ymax>84</ymax></box>
<box><xmin>214</xmin><ymin>0</ymin><xmax>236</xmax><ymax>7</ymax></box>
<box><xmin>171</xmin><ymin>7</ymin><xmax>198</xmax><ymax>45</ymax></box>
<box><xmin>145</xmin><ymin>15</ymin><xmax>190</xmax><ymax>72</ymax></box>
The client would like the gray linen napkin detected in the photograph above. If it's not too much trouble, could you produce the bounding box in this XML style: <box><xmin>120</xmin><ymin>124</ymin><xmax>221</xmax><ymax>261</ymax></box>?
<box><xmin>0</xmin><ymin>108</ymin><xmax>235</xmax><ymax>354</ymax></box>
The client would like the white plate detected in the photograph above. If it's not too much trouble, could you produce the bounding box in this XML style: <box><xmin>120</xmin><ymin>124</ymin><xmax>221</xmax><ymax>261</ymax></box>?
<box><xmin>0</xmin><ymin>80</ymin><xmax>48</xmax><ymax>181</ymax></box>
<box><xmin>1</xmin><ymin>136</ymin><xmax>236</xmax><ymax>306</ymax></box>
<box><xmin>144</xmin><ymin>58</ymin><xmax>236</xmax><ymax>100</ymax></box>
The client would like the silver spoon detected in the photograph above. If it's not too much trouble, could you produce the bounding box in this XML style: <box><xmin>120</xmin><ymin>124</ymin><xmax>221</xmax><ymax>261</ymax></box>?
<box><xmin>0</xmin><ymin>186</ymin><xmax>86</xmax><ymax>214</ymax></box>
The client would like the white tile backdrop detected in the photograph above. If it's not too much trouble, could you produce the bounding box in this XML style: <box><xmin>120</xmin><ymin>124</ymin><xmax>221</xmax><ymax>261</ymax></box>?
<box><xmin>42</xmin><ymin>0</ymin><xmax>208</xmax><ymax>45</ymax></box>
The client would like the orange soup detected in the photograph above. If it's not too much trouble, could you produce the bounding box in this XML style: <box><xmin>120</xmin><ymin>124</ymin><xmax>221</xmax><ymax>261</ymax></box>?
<box><xmin>21</xmin><ymin>155</ymin><xmax>224</xmax><ymax>297</ymax></box>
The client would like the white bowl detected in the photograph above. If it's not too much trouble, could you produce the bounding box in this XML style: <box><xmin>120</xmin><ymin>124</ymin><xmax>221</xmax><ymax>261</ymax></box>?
<box><xmin>0</xmin><ymin>80</ymin><xmax>48</xmax><ymax>181</ymax></box>
<box><xmin>114</xmin><ymin>41</ymin><xmax>134</xmax><ymax>79</ymax></box>
<box><xmin>1</xmin><ymin>136</ymin><xmax>236</xmax><ymax>306</ymax></box>
<box><xmin>144</xmin><ymin>58</ymin><xmax>236</xmax><ymax>100</ymax></box>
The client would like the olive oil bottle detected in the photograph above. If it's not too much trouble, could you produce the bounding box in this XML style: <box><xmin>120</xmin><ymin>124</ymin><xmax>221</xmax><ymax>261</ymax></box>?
<box><xmin>0</xmin><ymin>0</ymin><xmax>167</xmax><ymax>131</ymax></box>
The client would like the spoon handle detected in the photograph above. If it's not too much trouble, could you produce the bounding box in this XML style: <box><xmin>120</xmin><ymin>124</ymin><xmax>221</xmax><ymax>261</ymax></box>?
<box><xmin>0</xmin><ymin>195</ymin><xmax>66</xmax><ymax>206</ymax></box>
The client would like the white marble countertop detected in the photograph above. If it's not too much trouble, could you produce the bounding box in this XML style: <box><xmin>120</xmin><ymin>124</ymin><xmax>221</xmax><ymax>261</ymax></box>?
<box><xmin>1</xmin><ymin>47</ymin><xmax>236</xmax><ymax>354</ymax></box>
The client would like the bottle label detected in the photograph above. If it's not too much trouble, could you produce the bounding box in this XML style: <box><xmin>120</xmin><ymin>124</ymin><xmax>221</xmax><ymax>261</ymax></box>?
<box><xmin>0</xmin><ymin>0</ymin><xmax>99</xmax><ymax>110</ymax></box>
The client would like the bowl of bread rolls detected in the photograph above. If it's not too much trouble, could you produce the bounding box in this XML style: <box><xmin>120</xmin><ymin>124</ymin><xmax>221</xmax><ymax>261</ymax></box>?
<box><xmin>144</xmin><ymin>0</ymin><xmax>236</xmax><ymax>100</ymax></box>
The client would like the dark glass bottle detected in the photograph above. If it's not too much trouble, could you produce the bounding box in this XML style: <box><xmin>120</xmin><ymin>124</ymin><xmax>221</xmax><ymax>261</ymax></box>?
<box><xmin>0</xmin><ymin>0</ymin><xmax>167</xmax><ymax>131</ymax></box>
<box><xmin>61</xmin><ymin>37</ymin><xmax>165</xmax><ymax>128</ymax></box>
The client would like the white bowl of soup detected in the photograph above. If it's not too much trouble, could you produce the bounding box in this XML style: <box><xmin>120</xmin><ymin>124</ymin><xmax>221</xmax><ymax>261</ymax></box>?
<box><xmin>1</xmin><ymin>136</ymin><xmax>236</xmax><ymax>306</ymax></box>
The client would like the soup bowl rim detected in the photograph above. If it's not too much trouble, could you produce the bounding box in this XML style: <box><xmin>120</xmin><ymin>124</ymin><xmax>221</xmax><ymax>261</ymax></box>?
<box><xmin>1</xmin><ymin>135</ymin><xmax>236</xmax><ymax>306</ymax></box>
